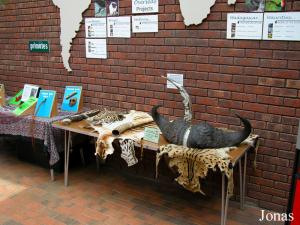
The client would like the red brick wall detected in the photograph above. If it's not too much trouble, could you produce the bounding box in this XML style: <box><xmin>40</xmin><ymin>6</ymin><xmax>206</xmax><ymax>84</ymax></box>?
<box><xmin>1</xmin><ymin>0</ymin><xmax>300</xmax><ymax>212</ymax></box>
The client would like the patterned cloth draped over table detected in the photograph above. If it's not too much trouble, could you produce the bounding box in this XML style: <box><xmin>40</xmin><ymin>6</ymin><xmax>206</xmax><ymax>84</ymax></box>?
<box><xmin>0</xmin><ymin>106</ymin><xmax>71</xmax><ymax>166</ymax></box>
<box><xmin>156</xmin><ymin>134</ymin><xmax>259</xmax><ymax>195</ymax></box>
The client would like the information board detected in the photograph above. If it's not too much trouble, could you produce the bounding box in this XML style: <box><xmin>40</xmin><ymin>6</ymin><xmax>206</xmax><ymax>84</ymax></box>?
<box><xmin>227</xmin><ymin>13</ymin><xmax>263</xmax><ymax>40</ymax></box>
<box><xmin>107</xmin><ymin>16</ymin><xmax>131</xmax><ymax>38</ymax></box>
<box><xmin>132</xmin><ymin>15</ymin><xmax>158</xmax><ymax>33</ymax></box>
<box><xmin>263</xmin><ymin>12</ymin><xmax>300</xmax><ymax>41</ymax></box>
<box><xmin>86</xmin><ymin>39</ymin><xmax>107</xmax><ymax>59</ymax></box>
<box><xmin>85</xmin><ymin>18</ymin><xmax>107</xmax><ymax>38</ymax></box>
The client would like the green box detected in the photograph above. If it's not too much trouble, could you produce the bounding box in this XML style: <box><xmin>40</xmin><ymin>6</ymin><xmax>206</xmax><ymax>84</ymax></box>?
<box><xmin>29</xmin><ymin>40</ymin><xmax>50</xmax><ymax>53</ymax></box>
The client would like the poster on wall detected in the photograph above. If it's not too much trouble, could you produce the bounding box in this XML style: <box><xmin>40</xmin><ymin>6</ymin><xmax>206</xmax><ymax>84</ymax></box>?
<box><xmin>132</xmin><ymin>15</ymin><xmax>158</xmax><ymax>33</ymax></box>
<box><xmin>95</xmin><ymin>0</ymin><xmax>106</xmax><ymax>17</ymax></box>
<box><xmin>86</xmin><ymin>39</ymin><xmax>107</xmax><ymax>59</ymax></box>
<box><xmin>132</xmin><ymin>0</ymin><xmax>158</xmax><ymax>14</ymax></box>
<box><xmin>245</xmin><ymin>0</ymin><xmax>265</xmax><ymax>12</ymax></box>
<box><xmin>107</xmin><ymin>16</ymin><xmax>131</xmax><ymax>38</ymax></box>
<box><xmin>263</xmin><ymin>12</ymin><xmax>300</xmax><ymax>41</ymax></box>
<box><xmin>106</xmin><ymin>0</ymin><xmax>119</xmax><ymax>16</ymax></box>
<box><xmin>265</xmin><ymin>0</ymin><xmax>286</xmax><ymax>11</ymax></box>
<box><xmin>85</xmin><ymin>18</ymin><xmax>107</xmax><ymax>38</ymax></box>
<box><xmin>227</xmin><ymin>13</ymin><xmax>263</xmax><ymax>40</ymax></box>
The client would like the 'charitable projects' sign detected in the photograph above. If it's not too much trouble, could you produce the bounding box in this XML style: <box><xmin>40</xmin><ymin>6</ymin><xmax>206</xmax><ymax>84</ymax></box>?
<box><xmin>132</xmin><ymin>0</ymin><xmax>158</xmax><ymax>14</ymax></box>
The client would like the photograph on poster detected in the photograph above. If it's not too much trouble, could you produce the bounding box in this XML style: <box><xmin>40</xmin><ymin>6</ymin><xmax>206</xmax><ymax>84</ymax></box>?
<box><xmin>95</xmin><ymin>0</ymin><xmax>106</xmax><ymax>17</ymax></box>
<box><xmin>245</xmin><ymin>0</ymin><xmax>265</xmax><ymax>12</ymax></box>
<box><xmin>265</xmin><ymin>0</ymin><xmax>285</xmax><ymax>11</ymax></box>
<box><xmin>106</xmin><ymin>0</ymin><xmax>119</xmax><ymax>16</ymax></box>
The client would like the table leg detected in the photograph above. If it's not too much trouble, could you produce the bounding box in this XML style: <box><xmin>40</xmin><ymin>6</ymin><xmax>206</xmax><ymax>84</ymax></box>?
<box><xmin>239</xmin><ymin>159</ymin><xmax>243</xmax><ymax>209</ymax></box>
<box><xmin>64</xmin><ymin>130</ymin><xmax>71</xmax><ymax>186</ymax></box>
<box><xmin>79</xmin><ymin>148</ymin><xmax>85</xmax><ymax>166</ymax></box>
<box><xmin>50</xmin><ymin>169</ymin><xmax>55</xmax><ymax>181</ymax></box>
<box><xmin>221</xmin><ymin>173</ymin><xmax>225</xmax><ymax>225</ymax></box>
<box><xmin>242</xmin><ymin>152</ymin><xmax>248</xmax><ymax>210</ymax></box>
<box><xmin>224</xmin><ymin>184</ymin><xmax>229</xmax><ymax>225</ymax></box>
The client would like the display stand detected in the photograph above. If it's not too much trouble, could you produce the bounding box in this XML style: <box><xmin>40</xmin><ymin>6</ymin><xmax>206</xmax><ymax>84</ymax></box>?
<box><xmin>13</xmin><ymin>97</ymin><xmax>38</xmax><ymax>116</ymax></box>
<box><xmin>35</xmin><ymin>90</ymin><xmax>58</xmax><ymax>118</ymax></box>
<box><xmin>0</xmin><ymin>84</ymin><xmax>5</xmax><ymax>106</ymax></box>
<box><xmin>8</xmin><ymin>89</ymin><xmax>23</xmax><ymax>105</ymax></box>
<box><xmin>61</xmin><ymin>86</ymin><xmax>83</xmax><ymax>113</ymax></box>
<box><xmin>21</xmin><ymin>84</ymin><xmax>40</xmax><ymax>102</ymax></box>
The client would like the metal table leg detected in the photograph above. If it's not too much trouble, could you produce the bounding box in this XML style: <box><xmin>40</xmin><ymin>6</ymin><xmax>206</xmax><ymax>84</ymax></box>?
<box><xmin>239</xmin><ymin>159</ymin><xmax>243</xmax><ymax>209</ymax></box>
<box><xmin>64</xmin><ymin>130</ymin><xmax>71</xmax><ymax>186</ymax></box>
<box><xmin>242</xmin><ymin>152</ymin><xmax>248</xmax><ymax>210</ymax></box>
<box><xmin>50</xmin><ymin>169</ymin><xmax>55</xmax><ymax>181</ymax></box>
<box><xmin>221</xmin><ymin>174</ymin><xmax>225</xmax><ymax>225</ymax></box>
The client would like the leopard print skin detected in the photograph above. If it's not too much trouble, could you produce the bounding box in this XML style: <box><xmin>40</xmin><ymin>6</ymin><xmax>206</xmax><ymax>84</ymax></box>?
<box><xmin>87</xmin><ymin>109</ymin><xmax>125</xmax><ymax>126</ymax></box>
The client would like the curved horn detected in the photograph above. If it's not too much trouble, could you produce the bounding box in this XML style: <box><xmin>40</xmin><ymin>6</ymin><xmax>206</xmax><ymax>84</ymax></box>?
<box><xmin>151</xmin><ymin>105</ymin><xmax>190</xmax><ymax>145</ymax></box>
<box><xmin>187</xmin><ymin>115</ymin><xmax>252</xmax><ymax>149</ymax></box>
<box><xmin>163</xmin><ymin>76</ymin><xmax>192</xmax><ymax>123</ymax></box>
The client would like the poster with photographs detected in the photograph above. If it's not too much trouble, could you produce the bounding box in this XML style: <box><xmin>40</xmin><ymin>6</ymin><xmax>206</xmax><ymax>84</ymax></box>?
<box><xmin>86</xmin><ymin>39</ymin><xmax>107</xmax><ymax>59</ymax></box>
<box><xmin>245</xmin><ymin>0</ymin><xmax>265</xmax><ymax>12</ymax></box>
<box><xmin>107</xmin><ymin>16</ymin><xmax>131</xmax><ymax>38</ymax></box>
<box><xmin>227</xmin><ymin>13</ymin><xmax>263</xmax><ymax>40</ymax></box>
<box><xmin>85</xmin><ymin>18</ymin><xmax>107</xmax><ymax>38</ymax></box>
<box><xmin>132</xmin><ymin>15</ymin><xmax>158</xmax><ymax>33</ymax></box>
<box><xmin>262</xmin><ymin>12</ymin><xmax>300</xmax><ymax>41</ymax></box>
<box><xmin>95</xmin><ymin>0</ymin><xmax>106</xmax><ymax>17</ymax></box>
<box><xmin>106</xmin><ymin>0</ymin><xmax>119</xmax><ymax>16</ymax></box>
<box><xmin>265</xmin><ymin>0</ymin><xmax>286</xmax><ymax>11</ymax></box>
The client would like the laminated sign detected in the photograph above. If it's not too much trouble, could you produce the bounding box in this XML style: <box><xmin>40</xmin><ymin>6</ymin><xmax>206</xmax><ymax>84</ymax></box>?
<box><xmin>35</xmin><ymin>90</ymin><xmax>58</xmax><ymax>118</ymax></box>
<box><xmin>29</xmin><ymin>40</ymin><xmax>50</xmax><ymax>53</ymax></box>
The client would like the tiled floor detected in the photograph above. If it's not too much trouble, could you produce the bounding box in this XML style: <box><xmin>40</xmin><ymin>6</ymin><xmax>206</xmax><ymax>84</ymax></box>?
<box><xmin>0</xmin><ymin>149</ymin><xmax>283</xmax><ymax>225</ymax></box>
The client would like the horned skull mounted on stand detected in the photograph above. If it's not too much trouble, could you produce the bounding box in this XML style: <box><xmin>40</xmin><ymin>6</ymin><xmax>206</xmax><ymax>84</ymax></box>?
<box><xmin>151</xmin><ymin>77</ymin><xmax>252</xmax><ymax>149</ymax></box>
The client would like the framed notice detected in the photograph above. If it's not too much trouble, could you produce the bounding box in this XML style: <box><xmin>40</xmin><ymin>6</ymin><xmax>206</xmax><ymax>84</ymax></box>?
<box><xmin>35</xmin><ymin>90</ymin><xmax>57</xmax><ymax>118</ymax></box>
<box><xmin>227</xmin><ymin>13</ymin><xmax>263</xmax><ymax>40</ymax></box>
<box><xmin>132</xmin><ymin>0</ymin><xmax>158</xmax><ymax>14</ymax></box>
<box><xmin>107</xmin><ymin>16</ymin><xmax>131</xmax><ymax>38</ymax></box>
<box><xmin>85</xmin><ymin>18</ymin><xmax>107</xmax><ymax>38</ymax></box>
<box><xmin>132</xmin><ymin>15</ymin><xmax>158</xmax><ymax>33</ymax></box>
<box><xmin>86</xmin><ymin>39</ymin><xmax>107</xmax><ymax>59</ymax></box>
<box><xmin>263</xmin><ymin>12</ymin><xmax>300</xmax><ymax>41</ymax></box>
<box><xmin>61</xmin><ymin>86</ymin><xmax>83</xmax><ymax>113</ymax></box>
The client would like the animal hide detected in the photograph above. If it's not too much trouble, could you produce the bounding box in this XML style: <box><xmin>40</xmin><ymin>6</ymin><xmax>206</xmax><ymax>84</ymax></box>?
<box><xmin>92</xmin><ymin>110</ymin><xmax>153</xmax><ymax>161</ymax></box>
<box><xmin>119</xmin><ymin>139</ymin><xmax>138</xmax><ymax>167</ymax></box>
<box><xmin>156</xmin><ymin>144</ymin><xmax>234</xmax><ymax>195</ymax></box>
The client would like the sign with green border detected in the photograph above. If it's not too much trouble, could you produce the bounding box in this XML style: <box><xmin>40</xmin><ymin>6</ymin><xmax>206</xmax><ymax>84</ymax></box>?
<box><xmin>29</xmin><ymin>40</ymin><xmax>50</xmax><ymax>53</ymax></box>
<box><xmin>143</xmin><ymin>127</ymin><xmax>160</xmax><ymax>144</ymax></box>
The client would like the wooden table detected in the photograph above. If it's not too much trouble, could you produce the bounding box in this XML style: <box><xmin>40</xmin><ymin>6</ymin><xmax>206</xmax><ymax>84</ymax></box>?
<box><xmin>52</xmin><ymin>120</ymin><xmax>258</xmax><ymax>225</ymax></box>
